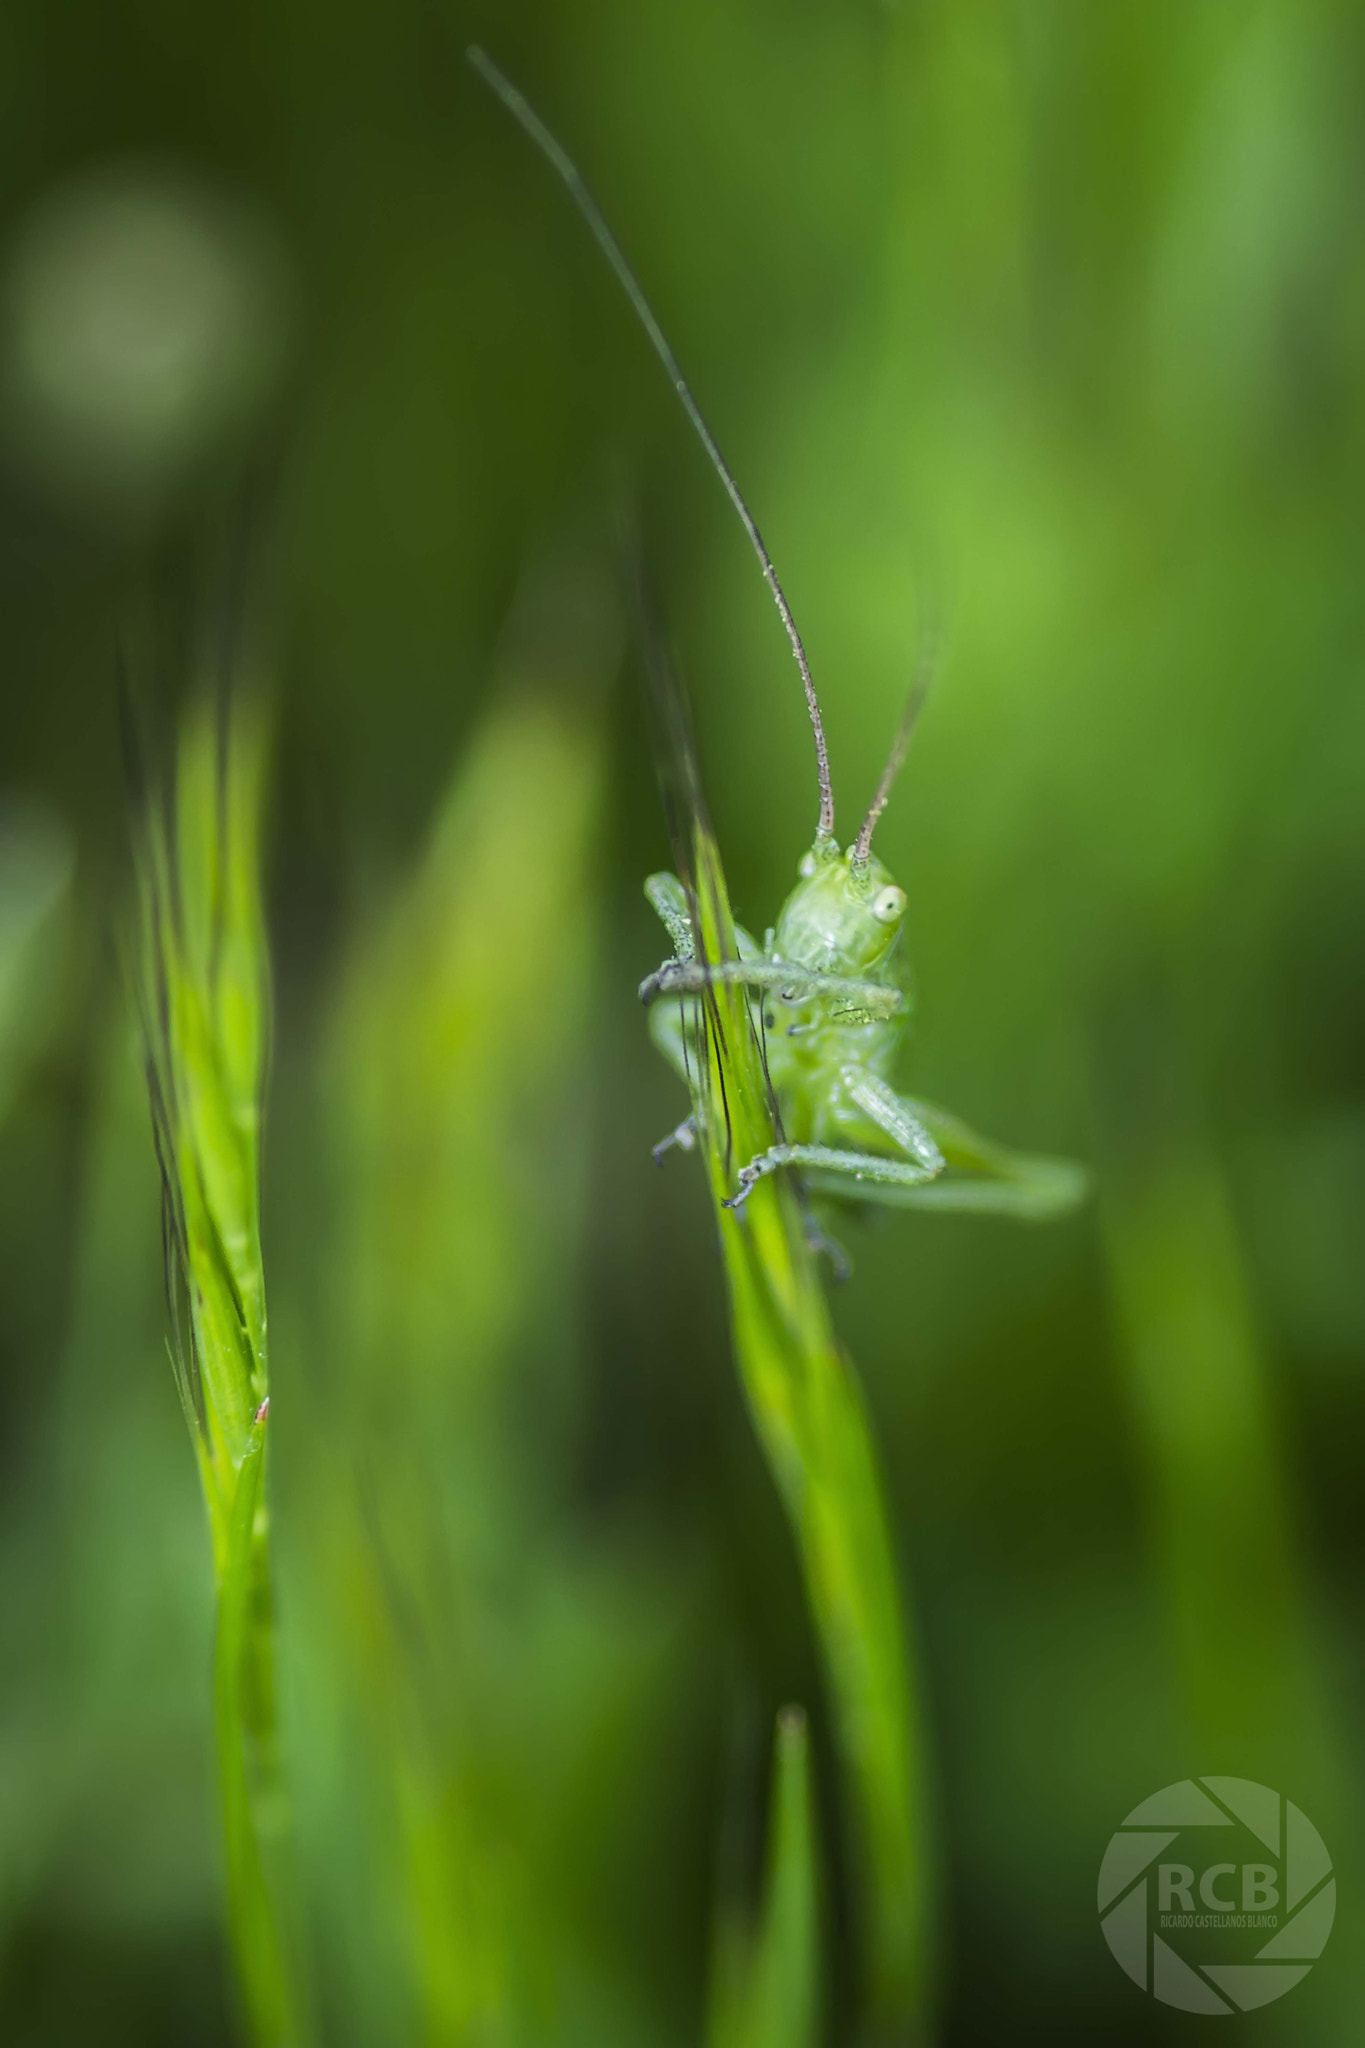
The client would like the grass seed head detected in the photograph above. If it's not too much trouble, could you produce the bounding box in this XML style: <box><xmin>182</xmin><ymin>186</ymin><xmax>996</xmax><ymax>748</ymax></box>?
<box><xmin>130</xmin><ymin>683</ymin><xmax>271</xmax><ymax>1560</ymax></box>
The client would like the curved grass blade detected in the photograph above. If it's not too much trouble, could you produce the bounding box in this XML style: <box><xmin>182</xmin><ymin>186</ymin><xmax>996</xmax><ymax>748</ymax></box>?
<box><xmin>638</xmin><ymin>599</ymin><xmax>934</xmax><ymax>2042</ymax></box>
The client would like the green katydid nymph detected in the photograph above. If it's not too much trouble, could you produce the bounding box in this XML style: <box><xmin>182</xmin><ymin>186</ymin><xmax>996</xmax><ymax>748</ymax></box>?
<box><xmin>470</xmin><ymin>47</ymin><xmax>1086</xmax><ymax>1243</ymax></box>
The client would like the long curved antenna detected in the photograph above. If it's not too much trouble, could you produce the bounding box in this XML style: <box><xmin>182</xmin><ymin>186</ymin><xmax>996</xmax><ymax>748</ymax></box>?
<box><xmin>851</xmin><ymin>622</ymin><xmax>940</xmax><ymax>867</ymax></box>
<box><xmin>468</xmin><ymin>44</ymin><xmax>835</xmax><ymax>842</ymax></box>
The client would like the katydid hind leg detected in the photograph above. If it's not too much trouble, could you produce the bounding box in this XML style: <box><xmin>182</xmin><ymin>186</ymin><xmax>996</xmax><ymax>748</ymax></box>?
<box><xmin>840</xmin><ymin>1068</ymin><xmax>945</xmax><ymax>1174</ymax></box>
<box><xmin>814</xmin><ymin>1095</ymin><xmax>1088</xmax><ymax>1219</ymax></box>
<box><xmin>722</xmin><ymin>1142</ymin><xmax>942</xmax><ymax>1211</ymax></box>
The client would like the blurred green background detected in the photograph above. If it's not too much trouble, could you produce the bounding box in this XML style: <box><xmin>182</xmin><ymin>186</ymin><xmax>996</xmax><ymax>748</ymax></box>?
<box><xmin>3</xmin><ymin>1</ymin><xmax>1364</xmax><ymax>2042</ymax></box>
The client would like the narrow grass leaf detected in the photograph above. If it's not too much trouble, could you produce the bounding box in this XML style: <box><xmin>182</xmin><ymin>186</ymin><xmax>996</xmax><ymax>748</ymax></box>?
<box><xmin>650</xmin><ymin>696</ymin><xmax>933</xmax><ymax>2042</ymax></box>
<box><xmin>709</xmin><ymin>1704</ymin><xmax>821</xmax><ymax>2048</ymax></box>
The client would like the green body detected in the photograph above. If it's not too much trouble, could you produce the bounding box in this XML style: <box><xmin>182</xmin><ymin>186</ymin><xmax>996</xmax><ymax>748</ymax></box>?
<box><xmin>645</xmin><ymin>836</ymin><xmax>1085</xmax><ymax>1225</ymax></box>
<box><xmin>761</xmin><ymin>842</ymin><xmax>907</xmax><ymax>1150</ymax></box>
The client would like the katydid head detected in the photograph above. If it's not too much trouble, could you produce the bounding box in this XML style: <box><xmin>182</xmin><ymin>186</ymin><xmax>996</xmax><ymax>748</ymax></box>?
<box><xmin>771</xmin><ymin>638</ymin><xmax>934</xmax><ymax>976</ymax></box>
<box><xmin>774</xmin><ymin>839</ymin><xmax>906</xmax><ymax>976</ymax></box>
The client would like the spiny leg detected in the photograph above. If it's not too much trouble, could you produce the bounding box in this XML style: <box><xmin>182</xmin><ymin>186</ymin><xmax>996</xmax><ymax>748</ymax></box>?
<box><xmin>644</xmin><ymin>880</ymin><xmax>731</xmax><ymax>1166</ymax></box>
<box><xmin>640</xmin><ymin>956</ymin><xmax>901</xmax><ymax>1024</ymax></box>
<box><xmin>840</xmin><ymin>1067</ymin><xmax>945</xmax><ymax>1174</ymax></box>
<box><xmin>644</xmin><ymin>872</ymin><xmax>694</xmax><ymax>962</ymax></box>
<box><xmin>828</xmin><ymin>1094</ymin><xmax>1089</xmax><ymax>1218</ymax></box>
<box><xmin>722</xmin><ymin>1144</ymin><xmax>942</xmax><ymax>1211</ymax></box>
<box><xmin>645</xmin><ymin>871</ymin><xmax>763</xmax><ymax>965</ymax></box>
<box><xmin>652</xmin><ymin>1115</ymin><xmax>696</xmax><ymax>1165</ymax></box>
<box><xmin>722</xmin><ymin>1072</ymin><xmax>947</xmax><ymax>1212</ymax></box>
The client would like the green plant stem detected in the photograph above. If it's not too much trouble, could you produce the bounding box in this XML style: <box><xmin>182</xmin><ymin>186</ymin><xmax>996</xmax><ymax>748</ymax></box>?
<box><xmin>214</xmin><ymin>1410</ymin><xmax>296</xmax><ymax>2046</ymax></box>
<box><xmin>685</xmin><ymin>823</ymin><xmax>932</xmax><ymax>2044</ymax></box>
<box><xmin>721</xmin><ymin>1198</ymin><xmax>930</xmax><ymax>2042</ymax></box>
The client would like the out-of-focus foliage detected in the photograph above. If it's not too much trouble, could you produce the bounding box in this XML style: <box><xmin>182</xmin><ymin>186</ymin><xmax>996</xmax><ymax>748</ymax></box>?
<box><xmin>0</xmin><ymin>168</ymin><xmax>295</xmax><ymax>522</ymax></box>
<box><xmin>708</xmin><ymin>1706</ymin><xmax>820</xmax><ymax>2048</ymax></box>
<box><xmin>280</xmin><ymin>561</ymin><xmax>701</xmax><ymax>2048</ymax></box>
<box><xmin>1</xmin><ymin>2</ymin><xmax>1364</xmax><ymax>2044</ymax></box>
<box><xmin>0</xmin><ymin>800</ymin><xmax>72</xmax><ymax>1125</ymax></box>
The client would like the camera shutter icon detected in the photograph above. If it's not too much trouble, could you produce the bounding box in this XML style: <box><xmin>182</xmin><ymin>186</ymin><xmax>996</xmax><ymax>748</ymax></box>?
<box><xmin>1098</xmin><ymin>1777</ymin><xmax>1334</xmax><ymax>2014</ymax></box>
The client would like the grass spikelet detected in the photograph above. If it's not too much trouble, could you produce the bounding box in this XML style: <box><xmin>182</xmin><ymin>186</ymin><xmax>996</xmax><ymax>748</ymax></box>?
<box><xmin>129</xmin><ymin>680</ymin><xmax>300</xmax><ymax>2046</ymax></box>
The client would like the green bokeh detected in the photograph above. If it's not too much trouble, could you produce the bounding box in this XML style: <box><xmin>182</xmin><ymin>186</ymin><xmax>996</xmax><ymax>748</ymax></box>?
<box><xmin>2</xmin><ymin>3</ymin><xmax>1364</xmax><ymax>2042</ymax></box>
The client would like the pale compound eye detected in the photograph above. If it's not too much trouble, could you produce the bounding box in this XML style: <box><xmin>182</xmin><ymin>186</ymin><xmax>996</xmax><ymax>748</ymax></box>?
<box><xmin>872</xmin><ymin>884</ymin><xmax>906</xmax><ymax>924</ymax></box>
<box><xmin>798</xmin><ymin>850</ymin><xmax>817</xmax><ymax>879</ymax></box>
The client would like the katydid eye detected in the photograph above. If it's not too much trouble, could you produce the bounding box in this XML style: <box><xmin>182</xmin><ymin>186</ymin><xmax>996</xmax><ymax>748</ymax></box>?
<box><xmin>872</xmin><ymin>885</ymin><xmax>906</xmax><ymax>924</ymax></box>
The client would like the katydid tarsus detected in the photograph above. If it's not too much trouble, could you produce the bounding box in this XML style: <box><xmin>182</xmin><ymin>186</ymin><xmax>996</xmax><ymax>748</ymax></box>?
<box><xmin>470</xmin><ymin>46</ymin><xmax>1086</xmax><ymax>1250</ymax></box>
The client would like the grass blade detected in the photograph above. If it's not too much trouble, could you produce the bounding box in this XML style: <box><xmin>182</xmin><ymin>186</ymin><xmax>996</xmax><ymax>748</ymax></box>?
<box><xmin>709</xmin><ymin>1705</ymin><xmax>821</xmax><ymax>2048</ymax></box>
<box><xmin>654</xmin><ymin>746</ymin><xmax>933</xmax><ymax>2040</ymax></box>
